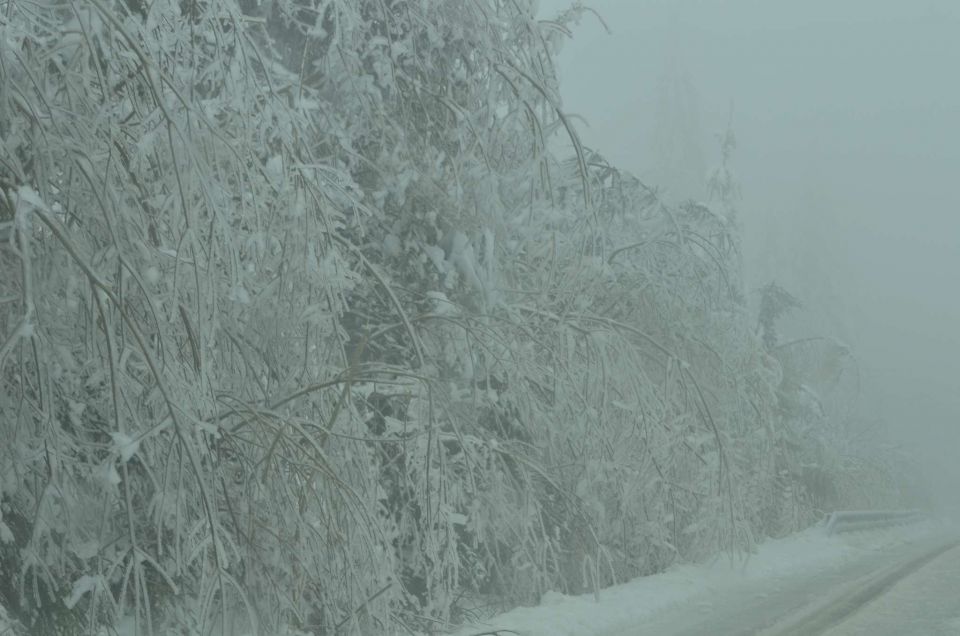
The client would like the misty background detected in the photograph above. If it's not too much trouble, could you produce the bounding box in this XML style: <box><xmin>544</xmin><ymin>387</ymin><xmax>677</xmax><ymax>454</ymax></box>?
<box><xmin>538</xmin><ymin>0</ymin><xmax>960</xmax><ymax>504</ymax></box>
<box><xmin>5</xmin><ymin>1</ymin><xmax>956</xmax><ymax>630</ymax></box>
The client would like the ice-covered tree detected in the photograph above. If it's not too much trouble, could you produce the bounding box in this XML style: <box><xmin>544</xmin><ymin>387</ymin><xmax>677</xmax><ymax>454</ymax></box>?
<box><xmin>0</xmin><ymin>0</ymin><xmax>914</xmax><ymax>633</ymax></box>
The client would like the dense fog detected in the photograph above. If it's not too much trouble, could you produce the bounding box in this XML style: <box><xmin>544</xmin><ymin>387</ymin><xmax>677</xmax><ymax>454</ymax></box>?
<box><xmin>539</xmin><ymin>0</ymin><xmax>960</xmax><ymax>509</ymax></box>
<box><xmin>1</xmin><ymin>0</ymin><xmax>957</xmax><ymax>633</ymax></box>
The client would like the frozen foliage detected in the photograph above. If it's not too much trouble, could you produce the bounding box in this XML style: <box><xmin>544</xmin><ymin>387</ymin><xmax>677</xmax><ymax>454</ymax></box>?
<box><xmin>0</xmin><ymin>0</ymin><xmax>914</xmax><ymax>633</ymax></box>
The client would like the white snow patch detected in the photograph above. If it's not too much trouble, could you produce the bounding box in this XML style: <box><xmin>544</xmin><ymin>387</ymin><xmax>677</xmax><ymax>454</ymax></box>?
<box><xmin>98</xmin><ymin>460</ymin><xmax>122</xmax><ymax>489</ymax></box>
<box><xmin>110</xmin><ymin>431</ymin><xmax>141</xmax><ymax>463</ymax></box>
<box><xmin>64</xmin><ymin>574</ymin><xmax>104</xmax><ymax>609</ymax></box>
<box><xmin>382</xmin><ymin>234</ymin><xmax>402</xmax><ymax>258</ymax></box>
<box><xmin>427</xmin><ymin>291</ymin><xmax>459</xmax><ymax>316</ymax></box>
<box><xmin>144</xmin><ymin>266</ymin><xmax>160</xmax><ymax>284</ymax></box>
<box><xmin>266</xmin><ymin>155</ymin><xmax>284</xmax><ymax>185</ymax></box>
<box><xmin>231</xmin><ymin>284</ymin><xmax>251</xmax><ymax>305</ymax></box>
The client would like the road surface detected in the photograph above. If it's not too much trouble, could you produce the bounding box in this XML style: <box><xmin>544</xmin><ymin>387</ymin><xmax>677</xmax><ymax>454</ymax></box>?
<box><xmin>621</xmin><ymin>533</ymin><xmax>960</xmax><ymax>635</ymax></box>
<box><xmin>821</xmin><ymin>542</ymin><xmax>960</xmax><ymax>636</ymax></box>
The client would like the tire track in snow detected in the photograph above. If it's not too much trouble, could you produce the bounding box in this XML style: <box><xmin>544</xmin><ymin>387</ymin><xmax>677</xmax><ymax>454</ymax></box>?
<box><xmin>758</xmin><ymin>538</ymin><xmax>960</xmax><ymax>636</ymax></box>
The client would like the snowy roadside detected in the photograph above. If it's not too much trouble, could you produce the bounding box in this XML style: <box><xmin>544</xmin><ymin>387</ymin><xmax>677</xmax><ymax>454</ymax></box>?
<box><xmin>449</xmin><ymin>518</ymin><xmax>950</xmax><ymax>636</ymax></box>
<box><xmin>0</xmin><ymin>520</ymin><xmax>944</xmax><ymax>636</ymax></box>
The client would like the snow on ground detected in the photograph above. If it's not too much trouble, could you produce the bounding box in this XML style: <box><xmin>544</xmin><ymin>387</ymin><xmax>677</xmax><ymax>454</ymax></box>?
<box><xmin>821</xmin><ymin>542</ymin><xmax>960</xmax><ymax>636</ymax></box>
<box><xmin>451</xmin><ymin>519</ymin><xmax>949</xmax><ymax>636</ymax></box>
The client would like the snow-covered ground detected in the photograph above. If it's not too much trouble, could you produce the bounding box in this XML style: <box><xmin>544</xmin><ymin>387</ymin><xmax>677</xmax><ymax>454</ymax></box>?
<box><xmin>820</xmin><ymin>542</ymin><xmax>960</xmax><ymax>636</ymax></box>
<box><xmin>452</xmin><ymin>519</ymin><xmax>954</xmax><ymax>636</ymax></box>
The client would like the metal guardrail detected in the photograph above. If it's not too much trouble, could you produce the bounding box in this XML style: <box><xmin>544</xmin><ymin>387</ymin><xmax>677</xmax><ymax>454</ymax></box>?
<box><xmin>823</xmin><ymin>509</ymin><xmax>924</xmax><ymax>536</ymax></box>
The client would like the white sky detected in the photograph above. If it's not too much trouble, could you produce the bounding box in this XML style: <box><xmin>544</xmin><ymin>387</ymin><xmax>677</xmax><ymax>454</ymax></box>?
<box><xmin>537</xmin><ymin>0</ymin><xmax>960</xmax><ymax>495</ymax></box>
